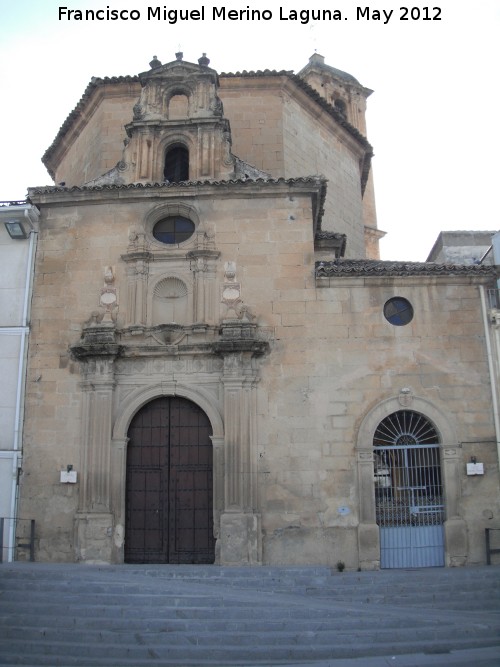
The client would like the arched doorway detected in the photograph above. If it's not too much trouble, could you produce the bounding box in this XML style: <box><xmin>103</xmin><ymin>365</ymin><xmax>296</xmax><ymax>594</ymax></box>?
<box><xmin>124</xmin><ymin>396</ymin><xmax>215</xmax><ymax>564</ymax></box>
<box><xmin>374</xmin><ymin>410</ymin><xmax>445</xmax><ymax>568</ymax></box>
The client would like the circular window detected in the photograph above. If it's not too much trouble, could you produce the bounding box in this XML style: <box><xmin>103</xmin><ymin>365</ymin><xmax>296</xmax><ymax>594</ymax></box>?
<box><xmin>152</xmin><ymin>216</ymin><xmax>195</xmax><ymax>244</ymax></box>
<box><xmin>383</xmin><ymin>297</ymin><xmax>414</xmax><ymax>326</ymax></box>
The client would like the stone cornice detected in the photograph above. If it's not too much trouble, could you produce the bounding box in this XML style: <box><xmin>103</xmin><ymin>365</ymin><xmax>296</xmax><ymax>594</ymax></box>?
<box><xmin>316</xmin><ymin>259</ymin><xmax>498</xmax><ymax>281</ymax></box>
<box><xmin>28</xmin><ymin>176</ymin><xmax>327</xmax><ymax>208</ymax></box>
<box><xmin>314</xmin><ymin>231</ymin><xmax>347</xmax><ymax>257</ymax></box>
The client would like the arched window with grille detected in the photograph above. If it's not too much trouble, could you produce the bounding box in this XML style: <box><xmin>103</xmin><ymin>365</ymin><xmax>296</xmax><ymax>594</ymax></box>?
<box><xmin>374</xmin><ymin>410</ymin><xmax>445</xmax><ymax>568</ymax></box>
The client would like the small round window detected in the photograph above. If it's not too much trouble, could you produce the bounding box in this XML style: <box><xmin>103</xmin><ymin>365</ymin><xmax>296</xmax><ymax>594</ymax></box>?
<box><xmin>384</xmin><ymin>297</ymin><xmax>414</xmax><ymax>326</ymax></box>
<box><xmin>152</xmin><ymin>216</ymin><xmax>195</xmax><ymax>244</ymax></box>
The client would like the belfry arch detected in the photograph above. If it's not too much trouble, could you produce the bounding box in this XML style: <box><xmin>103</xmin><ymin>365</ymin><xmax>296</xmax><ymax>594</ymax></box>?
<box><xmin>164</xmin><ymin>144</ymin><xmax>189</xmax><ymax>182</ymax></box>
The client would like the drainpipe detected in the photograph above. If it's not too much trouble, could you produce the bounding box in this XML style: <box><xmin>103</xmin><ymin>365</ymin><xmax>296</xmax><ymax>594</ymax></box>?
<box><xmin>9</xmin><ymin>221</ymin><xmax>38</xmax><ymax>560</ymax></box>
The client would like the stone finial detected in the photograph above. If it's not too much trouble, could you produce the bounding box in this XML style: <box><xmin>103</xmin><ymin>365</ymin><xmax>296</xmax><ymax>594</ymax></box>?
<box><xmin>198</xmin><ymin>53</ymin><xmax>210</xmax><ymax>67</ymax></box>
<box><xmin>149</xmin><ymin>55</ymin><xmax>162</xmax><ymax>69</ymax></box>
<box><xmin>104</xmin><ymin>266</ymin><xmax>114</xmax><ymax>285</ymax></box>
<box><xmin>175</xmin><ymin>51</ymin><xmax>183</xmax><ymax>61</ymax></box>
<box><xmin>224</xmin><ymin>261</ymin><xmax>236</xmax><ymax>281</ymax></box>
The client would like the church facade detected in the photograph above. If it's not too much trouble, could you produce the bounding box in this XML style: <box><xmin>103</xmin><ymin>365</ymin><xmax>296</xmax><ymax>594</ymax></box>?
<box><xmin>17</xmin><ymin>53</ymin><xmax>500</xmax><ymax>568</ymax></box>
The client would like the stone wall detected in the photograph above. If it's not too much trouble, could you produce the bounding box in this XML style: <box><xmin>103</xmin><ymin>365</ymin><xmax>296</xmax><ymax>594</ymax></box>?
<box><xmin>48</xmin><ymin>82</ymin><xmax>141</xmax><ymax>187</ymax></box>
<box><xmin>20</xmin><ymin>179</ymin><xmax>500</xmax><ymax>566</ymax></box>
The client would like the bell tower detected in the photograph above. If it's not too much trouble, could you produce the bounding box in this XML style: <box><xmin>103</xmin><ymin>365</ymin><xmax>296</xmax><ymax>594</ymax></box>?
<box><xmin>298</xmin><ymin>53</ymin><xmax>384</xmax><ymax>259</ymax></box>
<box><xmin>118</xmin><ymin>53</ymin><xmax>237</xmax><ymax>184</ymax></box>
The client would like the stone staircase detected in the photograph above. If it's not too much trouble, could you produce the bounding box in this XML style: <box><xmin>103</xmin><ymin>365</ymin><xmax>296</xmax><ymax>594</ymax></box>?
<box><xmin>0</xmin><ymin>563</ymin><xmax>499</xmax><ymax>666</ymax></box>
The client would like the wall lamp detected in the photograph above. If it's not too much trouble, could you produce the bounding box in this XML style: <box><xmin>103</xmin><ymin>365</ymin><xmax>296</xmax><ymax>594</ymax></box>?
<box><xmin>4</xmin><ymin>221</ymin><xmax>29</xmax><ymax>239</ymax></box>
<box><xmin>0</xmin><ymin>203</ymin><xmax>40</xmax><ymax>239</ymax></box>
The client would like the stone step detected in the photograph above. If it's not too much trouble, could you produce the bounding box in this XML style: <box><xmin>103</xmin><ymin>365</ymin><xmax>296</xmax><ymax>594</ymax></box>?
<box><xmin>2</xmin><ymin>622</ymin><xmax>497</xmax><ymax>647</ymax></box>
<box><xmin>3</xmin><ymin>567</ymin><xmax>499</xmax><ymax>603</ymax></box>
<box><xmin>1</xmin><ymin>564</ymin><xmax>499</xmax><ymax>666</ymax></box>
<box><xmin>0</xmin><ymin>603</ymin><xmax>349</xmax><ymax>621</ymax></box>
<box><xmin>0</xmin><ymin>636</ymin><xmax>497</xmax><ymax>666</ymax></box>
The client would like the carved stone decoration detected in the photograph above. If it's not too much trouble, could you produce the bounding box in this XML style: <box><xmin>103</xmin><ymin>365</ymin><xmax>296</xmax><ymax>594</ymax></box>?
<box><xmin>224</xmin><ymin>261</ymin><xmax>236</xmax><ymax>281</ymax></box>
<box><xmin>221</xmin><ymin>261</ymin><xmax>243</xmax><ymax>320</ymax></box>
<box><xmin>398</xmin><ymin>387</ymin><xmax>413</xmax><ymax>407</ymax></box>
<box><xmin>121</xmin><ymin>232</ymin><xmax>152</xmax><ymax>327</ymax></box>
<box><xmin>116</xmin><ymin>57</ymin><xmax>240</xmax><ymax>183</ymax></box>
<box><xmin>152</xmin><ymin>277</ymin><xmax>189</xmax><ymax>326</ymax></box>
<box><xmin>133</xmin><ymin>102</ymin><xmax>144</xmax><ymax>120</ymax></box>
<box><xmin>99</xmin><ymin>266</ymin><xmax>118</xmax><ymax>321</ymax></box>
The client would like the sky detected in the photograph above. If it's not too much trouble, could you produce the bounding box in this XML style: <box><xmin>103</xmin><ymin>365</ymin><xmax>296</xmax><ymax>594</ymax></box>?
<box><xmin>1</xmin><ymin>0</ymin><xmax>499</xmax><ymax>261</ymax></box>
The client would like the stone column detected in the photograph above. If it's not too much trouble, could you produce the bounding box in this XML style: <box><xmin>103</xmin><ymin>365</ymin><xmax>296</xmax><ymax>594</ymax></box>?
<box><xmin>71</xmin><ymin>319</ymin><xmax>120</xmax><ymax>563</ymax></box>
<box><xmin>213</xmin><ymin>321</ymin><xmax>268</xmax><ymax>565</ymax></box>
<box><xmin>110</xmin><ymin>437</ymin><xmax>128</xmax><ymax>563</ymax></box>
<box><xmin>356</xmin><ymin>448</ymin><xmax>380</xmax><ymax>570</ymax></box>
<box><xmin>211</xmin><ymin>435</ymin><xmax>225</xmax><ymax>564</ymax></box>
<box><xmin>442</xmin><ymin>444</ymin><xmax>468</xmax><ymax>566</ymax></box>
<box><xmin>121</xmin><ymin>237</ymin><xmax>151</xmax><ymax>328</ymax></box>
<box><xmin>188</xmin><ymin>246</ymin><xmax>220</xmax><ymax>325</ymax></box>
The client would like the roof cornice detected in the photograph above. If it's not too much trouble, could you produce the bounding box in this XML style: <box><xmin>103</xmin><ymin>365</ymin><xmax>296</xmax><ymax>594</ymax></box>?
<box><xmin>316</xmin><ymin>259</ymin><xmax>498</xmax><ymax>280</ymax></box>
<box><xmin>42</xmin><ymin>68</ymin><xmax>373</xmax><ymax>184</ymax></box>
<box><xmin>28</xmin><ymin>176</ymin><xmax>327</xmax><ymax>207</ymax></box>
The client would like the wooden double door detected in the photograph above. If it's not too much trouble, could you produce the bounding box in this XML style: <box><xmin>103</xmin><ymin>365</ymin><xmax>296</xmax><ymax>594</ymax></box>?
<box><xmin>125</xmin><ymin>397</ymin><xmax>215</xmax><ymax>564</ymax></box>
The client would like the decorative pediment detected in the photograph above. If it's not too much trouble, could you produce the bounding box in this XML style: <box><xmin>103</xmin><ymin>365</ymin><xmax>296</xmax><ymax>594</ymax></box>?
<box><xmin>139</xmin><ymin>56</ymin><xmax>218</xmax><ymax>85</ymax></box>
<box><xmin>130</xmin><ymin>54</ymin><xmax>222</xmax><ymax>123</ymax></box>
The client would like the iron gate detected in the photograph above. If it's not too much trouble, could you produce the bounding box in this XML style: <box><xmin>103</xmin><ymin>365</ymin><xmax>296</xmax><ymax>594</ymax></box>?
<box><xmin>374</xmin><ymin>411</ymin><xmax>445</xmax><ymax>568</ymax></box>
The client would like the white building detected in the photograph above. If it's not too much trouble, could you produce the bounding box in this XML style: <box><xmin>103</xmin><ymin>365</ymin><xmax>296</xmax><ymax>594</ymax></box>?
<box><xmin>0</xmin><ymin>202</ymin><xmax>39</xmax><ymax>561</ymax></box>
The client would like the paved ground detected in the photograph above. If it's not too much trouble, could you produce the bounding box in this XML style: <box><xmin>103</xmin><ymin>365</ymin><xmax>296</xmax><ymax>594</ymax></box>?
<box><xmin>0</xmin><ymin>563</ymin><xmax>499</xmax><ymax>666</ymax></box>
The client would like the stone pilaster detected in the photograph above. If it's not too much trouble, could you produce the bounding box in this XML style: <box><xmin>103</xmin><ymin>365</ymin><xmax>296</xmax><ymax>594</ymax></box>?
<box><xmin>188</xmin><ymin>246</ymin><xmax>220</xmax><ymax>324</ymax></box>
<box><xmin>121</xmin><ymin>232</ymin><xmax>151</xmax><ymax>328</ymax></box>
<box><xmin>71</xmin><ymin>319</ymin><xmax>120</xmax><ymax>562</ymax></box>
<box><xmin>356</xmin><ymin>448</ymin><xmax>380</xmax><ymax>570</ymax></box>
<box><xmin>442</xmin><ymin>444</ymin><xmax>467</xmax><ymax>566</ymax></box>
<box><xmin>110</xmin><ymin>437</ymin><xmax>128</xmax><ymax>563</ymax></box>
<box><xmin>213</xmin><ymin>320</ymin><xmax>268</xmax><ymax>565</ymax></box>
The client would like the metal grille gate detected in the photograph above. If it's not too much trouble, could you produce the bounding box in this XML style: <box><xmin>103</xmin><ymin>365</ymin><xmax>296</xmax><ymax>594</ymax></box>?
<box><xmin>374</xmin><ymin>411</ymin><xmax>445</xmax><ymax>568</ymax></box>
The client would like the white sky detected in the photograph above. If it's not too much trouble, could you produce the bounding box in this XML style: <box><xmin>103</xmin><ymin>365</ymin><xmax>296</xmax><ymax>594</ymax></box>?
<box><xmin>1</xmin><ymin>0</ymin><xmax>499</xmax><ymax>261</ymax></box>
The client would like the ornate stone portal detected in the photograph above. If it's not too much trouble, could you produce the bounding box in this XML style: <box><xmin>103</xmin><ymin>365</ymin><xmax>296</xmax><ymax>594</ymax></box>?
<box><xmin>71</xmin><ymin>290</ymin><xmax>269</xmax><ymax>565</ymax></box>
<box><xmin>67</xmin><ymin>54</ymin><xmax>274</xmax><ymax>564</ymax></box>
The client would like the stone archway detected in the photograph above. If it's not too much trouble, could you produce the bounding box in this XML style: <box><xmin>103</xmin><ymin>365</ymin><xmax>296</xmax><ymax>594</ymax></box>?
<box><xmin>356</xmin><ymin>394</ymin><xmax>465</xmax><ymax>569</ymax></box>
<box><xmin>111</xmin><ymin>382</ymin><xmax>224</xmax><ymax>564</ymax></box>
<box><xmin>124</xmin><ymin>396</ymin><xmax>215</xmax><ymax>564</ymax></box>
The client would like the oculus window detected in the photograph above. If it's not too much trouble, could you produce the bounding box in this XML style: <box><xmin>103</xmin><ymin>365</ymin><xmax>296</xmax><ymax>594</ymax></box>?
<box><xmin>153</xmin><ymin>216</ymin><xmax>195</xmax><ymax>245</ymax></box>
<box><xmin>384</xmin><ymin>297</ymin><xmax>414</xmax><ymax>326</ymax></box>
